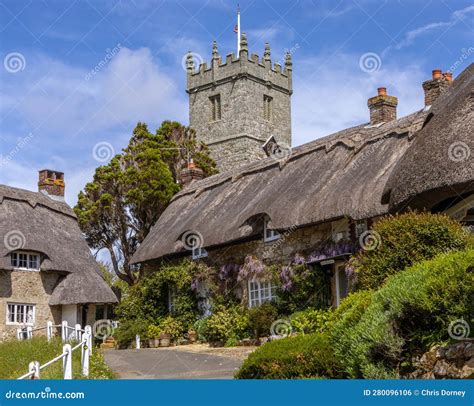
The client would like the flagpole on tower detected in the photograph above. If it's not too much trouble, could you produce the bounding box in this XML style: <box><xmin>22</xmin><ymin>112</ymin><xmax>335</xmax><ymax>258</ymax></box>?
<box><xmin>237</xmin><ymin>5</ymin><xmax>241</xmax><ymax>54</ymax></box>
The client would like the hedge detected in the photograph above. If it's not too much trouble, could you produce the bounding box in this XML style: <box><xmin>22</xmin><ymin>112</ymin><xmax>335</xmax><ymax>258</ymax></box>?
<box><xmin>235</xmin><ymin>333</ymin><xmax>341</xmax><ymax>379</ymax></box>
<box><xmin>336</xmin><ymin>249</ymin><xmax>474</xmax><ymax>378</ymax></box>
<box><xmin>351</xmin><ymin>212</ymin><xmax>473</xmax><ymax>289</ymax></box>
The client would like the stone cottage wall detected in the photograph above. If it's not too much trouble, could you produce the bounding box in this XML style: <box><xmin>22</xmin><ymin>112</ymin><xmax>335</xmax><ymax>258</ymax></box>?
<box><xmin>0</xmin><ymin>270</ymin><xmax>62</xmax><ymax>340</ymax></box>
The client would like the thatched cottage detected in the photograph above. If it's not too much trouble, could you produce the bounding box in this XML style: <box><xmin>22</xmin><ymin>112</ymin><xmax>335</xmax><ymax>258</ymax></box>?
<box><xmin>0</xmin><ymin>170</ymin><xmax>117</xmax><ymax>340</ymax></box>
<box><xmin>131</xmin><ymin>60</ymin><xmax>473</xmax><ymax>310</ymax></box>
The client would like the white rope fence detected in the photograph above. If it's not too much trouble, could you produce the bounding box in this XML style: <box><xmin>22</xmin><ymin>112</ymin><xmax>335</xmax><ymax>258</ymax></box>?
<box><xmin>17</xmin><ymin>324</ymin><xmax>92</xmax><ymax>380</ymax></box>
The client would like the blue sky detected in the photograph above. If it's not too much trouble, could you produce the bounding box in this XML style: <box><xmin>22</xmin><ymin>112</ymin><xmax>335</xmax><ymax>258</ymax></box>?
<box><xmin>1</xmin><ymin>0</ymin><xmax>473</xmax><ymax>205</ymax></box>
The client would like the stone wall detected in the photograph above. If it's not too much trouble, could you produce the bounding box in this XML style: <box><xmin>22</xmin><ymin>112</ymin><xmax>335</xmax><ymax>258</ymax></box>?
<box><xmin>188</xmin><ymin>49</ymin><xmax>292</xmax><ymax>172</ymax></box>
<box><xmin>0</xmin><ymin>270</ymin><xmax>62</xmax><ymax>340</ymax></box>
<box><xmin>410</xmin><ymin>341</ymin><xmax>473</xmax><ymax>379</ymax></box>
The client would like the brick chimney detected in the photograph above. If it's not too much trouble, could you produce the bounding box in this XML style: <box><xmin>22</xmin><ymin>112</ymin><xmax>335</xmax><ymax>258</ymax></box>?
<box><xmin>367</xmin><ymin>87</ymin><xmax>398</xmax><ymax>125</ymax></box>
<box><xmin>180</xmin><ymin>160</ymin><xmax>204</xmax><ymax>187</ymax></box>
<box><xmin>38</xmin><ymin>169</ymin><xmax>65</xmax><ymax>198</ymax></box>
<box><xmin>422</xmin><ymin>69</ymin><xmax>452</xmax><ymax>106</ymax></box>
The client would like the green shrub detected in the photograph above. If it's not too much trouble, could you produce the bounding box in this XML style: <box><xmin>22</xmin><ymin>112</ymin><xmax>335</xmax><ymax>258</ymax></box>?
<box><xmin>194</xmin><ymin>317</ymin><xmax>209</xmax><ymax>342</ymax></box>
<box><xmin>337</xmin><ymin>249</ymin><xmax>474</xmax><ymax>378</ymax></box>
<box><xmin>248</xmin><ymin>302</ymin><xmax>278</xmax><ymax>338</ymax></box>
<box><xmin>235</xmin><ymin>333</ymin><xmax>341</xmax><ymax>379</ymax></box>
<box><xmin>330</xmin><ymin>290</ymin><xmax>373</xmax><ymax>377</ymax></box>
<box><xmin>351</xmin><ymin>212</ymin><xmax>473</xmax><ymax>289</ymax></box>
<box><xmin>290</xmin><ymin>308</ymin><xmax>332</xmax><ymax>334</ymax></box>
<box><xmin>159</xmin><ymin>316</ymin><xmax>185</xmax><ymax>340</ymax></box>
<box><xmin>146</xmin><ymin>324</ymin><xmax>161</xmax><ymax>339</ymax></box>
<box><xmin>204</xmin><ymin>306</ymin><xmax>250</xmax><ymax>344</ymax></box>
<box><xmin>114</xmin><ymin>319</ymin><xmax>148</xmax><ymax>348</ymax></box>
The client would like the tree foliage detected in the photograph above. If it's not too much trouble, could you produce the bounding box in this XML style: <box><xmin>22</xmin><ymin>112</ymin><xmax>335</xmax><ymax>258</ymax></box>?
<box><xmin>74</xmin><ymin>121</ymin><xmax>217</xmax><ymax>285</ymax></box>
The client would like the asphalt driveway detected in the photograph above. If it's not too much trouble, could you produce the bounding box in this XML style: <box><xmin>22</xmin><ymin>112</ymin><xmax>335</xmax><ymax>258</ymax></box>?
<box><xmin>103</xmin><ymin>346</ymin><xmax>253</xmax><ymax>379</ymax></box>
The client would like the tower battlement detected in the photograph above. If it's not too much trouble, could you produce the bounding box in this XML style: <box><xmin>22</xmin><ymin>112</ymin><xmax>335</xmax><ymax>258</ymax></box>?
<box><xmin>186</xmin><ymin>38</ymin><xmax>292</xmax><ymax>95</ymax></box>
<box><xmin>186</xmin><ymin>34</ymin><xmax>293</xmax><ymax>172</ymax></box>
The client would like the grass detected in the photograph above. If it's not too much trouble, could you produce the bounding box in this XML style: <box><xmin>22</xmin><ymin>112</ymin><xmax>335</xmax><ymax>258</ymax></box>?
<box><xmin>0</xmin><ymin>336</ymin><xmax>116</xmax><ymax>379</ymax></box>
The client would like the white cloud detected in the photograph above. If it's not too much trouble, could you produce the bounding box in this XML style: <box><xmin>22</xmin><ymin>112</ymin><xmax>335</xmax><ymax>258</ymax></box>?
<box><xmin>1</xmin><ymin>47</ymin><xmax>187</xmax><ymax>138</ymax></box>
<box><xmin>394</xmin><ymin>5</ymin><xmax>474</xmax><ymax>50</ymax></box>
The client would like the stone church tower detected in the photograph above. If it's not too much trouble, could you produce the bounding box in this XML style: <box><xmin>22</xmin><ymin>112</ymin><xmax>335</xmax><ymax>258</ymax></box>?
<box><xmin>186</xmin><ymin>34</ymin><xmax>293</xmax><ymax>172</ymax></box>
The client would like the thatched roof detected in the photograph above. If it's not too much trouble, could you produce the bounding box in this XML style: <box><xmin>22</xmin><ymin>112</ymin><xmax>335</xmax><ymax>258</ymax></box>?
<box><xmin>383</xmin><ymin>63</ymin><xmax>474</xmax><ymax>211</ymax></box>
<box><xmin>0</xmin><ymin>185</ymin><xmax>117</xmax><ymax>305</ymax></box>
<box><xmin>131</xmin><ymin>108</ymin><xmax>428</xmax><ymax>264</ymax></box>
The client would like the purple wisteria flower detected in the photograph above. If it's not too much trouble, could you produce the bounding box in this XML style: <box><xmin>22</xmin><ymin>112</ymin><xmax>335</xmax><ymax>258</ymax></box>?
<box><xmin>238</xmin><ymin>255</ymin><xmax>265</xmax><ymax>281</ymax></box>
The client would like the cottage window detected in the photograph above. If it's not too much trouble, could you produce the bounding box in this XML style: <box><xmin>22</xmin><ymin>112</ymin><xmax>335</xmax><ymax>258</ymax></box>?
<box><xmin>248</xmin><ymin>279</ymin><xmax>277</xmax><ymax>308</ymax></box>
<box><xmin>263</xmin><ymin>95</ymin><xmax>273</xmax><ymax>121</ymax></box>
<box><xmin>10</xmin><ymin>252</ymin><xmax>40</xmax><ymax>271</ymax></box>
<box><xmin>264</xmin><ymin>219</ymin><xmax>280</xmax><ymax>242</ymax></box>
<box><xmin>355</xmin><ymin>220</ymin><xmax>368</xmax><ymax>238</ymax></box>
<box><xmin>210</xmin><ymin>94</ymin><xmax>221</xmax><ymax>121</ymax></box>
<box><xmin>7</xmin><ymin>303</ymin><xmax>35</xmax><ymax>325</ymax></box>
<box><xmin>192</xmin><ymin>246</ymin><xmax>208</xmax><ymax>260</ymax></box>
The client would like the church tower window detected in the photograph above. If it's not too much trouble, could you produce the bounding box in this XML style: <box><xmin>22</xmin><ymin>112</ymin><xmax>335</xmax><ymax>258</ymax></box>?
<box><xmin>263</xmin><ymin>95</ymin><xmax>273</xmax><ymax>121</ymax></box>
<box><xmin>210</xmin><ymin>94</ymin><xmax>221</xmax><ymax>122</ymax></box>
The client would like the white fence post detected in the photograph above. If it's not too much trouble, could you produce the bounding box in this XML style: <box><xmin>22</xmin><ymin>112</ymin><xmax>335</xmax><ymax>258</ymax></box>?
<box><xmin>136</xmin><ymin>335</ymin><xmax>140</xmax><ymax>349</ymax></box>
<box><xmin>28</xmin><ymin>361</ymin><xmax>40</xmax><ymax>379</ymax></box>
<box><xmin>62</xmin><ymin>344</ymin><xmax>72</xmax><ymax>379</ymax></box>
<box><xmin>17</xmin><ymin>328</ymin><xmax>22</xmax><ymax>340</ymax></box>
<box><xmin>81</xmin><ymin>333</ymin><xmax>90</xmax><ymax>377</ymax></box>
<box><xmin>46</xmin><ymin>321</ymin><xmax>53</xmax><ymax>342</ymax></box>
<box><xmin>26</xmin><ymin>326</ymin><xmax>33</xmax><ymax>340</ymax></box>
<box><xmin>85</xmin><ymin>325</ymin><xmax>92</xmax><ymax>355</ymax></box>
<box><xmin>61</xmin><ymin>321</ymin><xmax>68</xmax><ymax>342</ymax></box>
<box><xmin>75</xmin><ymin>324</ymin><xmax>82</xmax><ymax>341</ymax></box>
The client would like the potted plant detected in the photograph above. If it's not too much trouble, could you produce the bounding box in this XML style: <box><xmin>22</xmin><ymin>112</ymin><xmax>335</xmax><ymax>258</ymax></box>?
<box><xmin>159</xmin><ymin>316</ymin><xmax>182</xmax><ymax>347</ymax></box>
<box><xmin>147</xmin><ymin>325</ymin><xmax>161</xmax><ymax>348</ymax></box>
<box><xmin>188</xmin><ymin>329</ymin><xmax>197</xmax><ymax>343</ymax></box>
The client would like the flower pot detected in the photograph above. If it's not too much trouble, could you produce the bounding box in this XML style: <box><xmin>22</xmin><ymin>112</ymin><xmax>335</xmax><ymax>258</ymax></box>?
<box><xmin>148</xmin><ymin>338</ymin><xmax>160</xmax><ymax>348</ymax></box>
<box><xmin>160</xmin><ymin>333</ymin><xmax>171</xmax><ymax>347</ymax></box>
<box><xmin>188</xmin><ymin>331</ymin><xmax>197</xmax><ymax>343</ymax></box>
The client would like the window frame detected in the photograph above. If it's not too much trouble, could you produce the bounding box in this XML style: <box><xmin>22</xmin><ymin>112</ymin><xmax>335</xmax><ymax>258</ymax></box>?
<box><xmin>209</xmin><ymin>94</ymin><xmax>221</xmax><ymax>122</ymax></box>
<box><xmin>263</xmin><ymin>218</ymin><xmax>280</xmax><ymax>242</ymax></box>
<box><xmin>355</xmin><ymin>220</ymin><xmax>368</xmax><ymax>239</ymax></box>
<box><xmin>6</xmin><ymin>303</ymin><xmax>36</xmax><ymax>326</ymax></box>
<box><xmin>192</xmin><ymin>246</ymin><xmax>208</xmax><ymax>260</ymax></box>
<box><xmin>10</xmin><ymin>251</ymin><xmax>40</xmax><ymax>271</ymax></box>
<box><xmin>248</xmin><ymin>279</ymin><xmax>277</xmax><ymax>308</ymax></box>
<box><xmin>263</xmin><ymin>95</ymin><xmax>273</xmax><ymax>121</ymax></box>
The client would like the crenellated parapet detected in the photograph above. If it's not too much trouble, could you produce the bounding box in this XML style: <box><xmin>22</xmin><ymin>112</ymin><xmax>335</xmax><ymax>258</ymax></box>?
<box><xmin>186</xmin><ymin>34</ymin><xmax>293</xmax><ymax>95</ymax></box>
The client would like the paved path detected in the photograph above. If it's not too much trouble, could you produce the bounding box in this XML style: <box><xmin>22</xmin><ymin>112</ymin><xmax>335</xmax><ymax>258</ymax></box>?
<box><xmin>103</xmin><ymin>347</ymin><xmax>251</xmax><ymax>379</ymax></box>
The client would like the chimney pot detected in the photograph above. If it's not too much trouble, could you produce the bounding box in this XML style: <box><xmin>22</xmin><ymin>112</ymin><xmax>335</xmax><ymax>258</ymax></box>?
<box><xmin>422</xmin><ymin>68</ymin><xmax>452</xmax><ymax>106</ymax></box>
<box><xmin>180</xmin><ymin>162</ymin><xmax>204</xmax><ymax>187</ymax></box>
<box><xmin>432</xmin><ymin>69</ymin><xmax>442</xmax><ymax>79</ymax></box>
<box><xmin>38</xmin><ymin>169</ymin><xmax>65</xmax><ymax>199</ymax></box>
<box><xmin>367</xmin><ymin>87</ymin><xmax>398</xmax><ymax>125</ymax></box>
